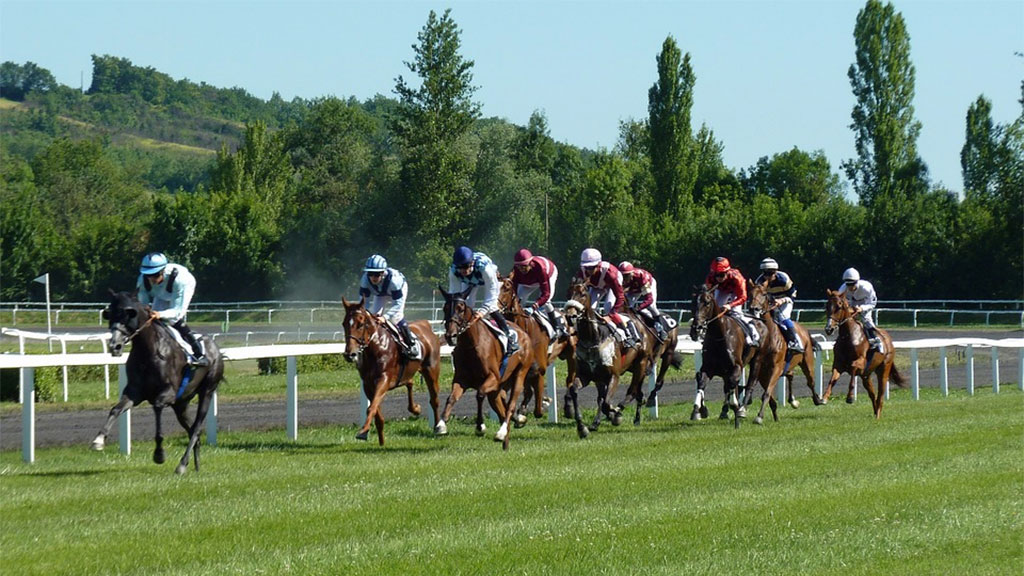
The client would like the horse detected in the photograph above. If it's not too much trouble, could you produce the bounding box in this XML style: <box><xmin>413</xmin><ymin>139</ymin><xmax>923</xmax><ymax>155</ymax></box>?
<box><xmin>497</xmin><ymin>274</ymin><xmax>576</xmax><ymax>424</ymax></box>
<box><xmin>91</xmin><ymin>290</ymin><xmax>224</xmax><ymax>474</ymax></box>
<box><xmin>823</xmin><ymin>289</ymin><xmax>904</xmax><ymax>418</ymax></box>
<box><xmin>341</xmin><ymin>298</ymin><xmax>442</xmax><ymax>446</ymax></box>
<box><xmin>688</xmin><ymin>284</ymin><xmax>765</xmax><ymax>428</ymax></box>
<box><xmin>435</xmin><ymin>287</ymin><xmax>534</xmax><ymax>450</ymax></box>
<box><xmin>562</xmin><ymin>279</ymin><xmax>656</xmax><ymax>437</ymax></box>
<box><xmin>747</xmin><ymin>280</ymin><xmax>824</xmax><ymax>410</ymax></box>
<box><xmin>636</xmin><ymin>308</ymin><xmax>683</xmax><ymax>408</ymax></box>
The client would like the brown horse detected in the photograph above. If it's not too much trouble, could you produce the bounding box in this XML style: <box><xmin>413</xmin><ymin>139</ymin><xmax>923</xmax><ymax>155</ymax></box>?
<box><xmin>497</xmin><ymin>275</ymin><xmax>576</xmax><ymax>424</ymax></box>
<box><xmin>689</xmin><ymin>284</ymin><xmax>765</xmax><ymax>428</ymax></box>
<box><xmin>823</xmin><ymin>289</ymin><xmax>904</xmax><ymax>418</ymax></box>
<box><xmin>562</xmin><ymin>279</ymin><xmax>656</xmax><ymax>437</ymax></box>
<box><xmin>341</xmin><ymin>298</ymin><xmax>442</xmax><ymax>445</ymax></box>
<box><xmin>747</xmin><ymin>281</ymin><xmax>823</xmax><ymax>410</ymax></box>
<box><xmin>436</xmin><ymin>287</ymin><xmax>534</xmax><ymax>450</ymax></box>
<box><xmin>636</xmin><ymin>308</ymin><xmax>683</xmax><ymax>408</ymax></box>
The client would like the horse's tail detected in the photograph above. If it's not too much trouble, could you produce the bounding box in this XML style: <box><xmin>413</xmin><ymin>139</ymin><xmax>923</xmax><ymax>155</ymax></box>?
<box><xmin>888</xmin><ymin>363</ymin><xmax>906</xmax><ymax>388</ymax></box>
<box><xmin>666</xmin><ymin>349</ymin><xmax>683</xmax><ymax>370</ymax></box>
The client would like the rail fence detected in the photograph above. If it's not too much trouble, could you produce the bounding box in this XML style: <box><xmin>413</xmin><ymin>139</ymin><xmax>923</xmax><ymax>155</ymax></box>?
<box><xmin>2</xmin><ymin>327</ymin><xmax>1022</xmax><ymax>464</ymax></box>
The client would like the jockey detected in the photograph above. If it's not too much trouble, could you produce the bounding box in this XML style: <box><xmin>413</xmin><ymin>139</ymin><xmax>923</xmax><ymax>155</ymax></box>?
<box><xmin>136</xmin><ymin>252</ymin><xmax>208</xmax><ymax>367</ymax></box>
<box><xmin>618</xmin><ymin>261</ymin><xmax>669</xmax><ymax>342</ymax></box>
<box><xmin>510</xmin><ymin>248</ymin><xmax>567</xmax><ymax>340</ymax></box>
<box><xmin>838</xmin><ymin>267</ymin><xmax>883</xmax><ymax>352</ymax></box>
<box><xmin>704</xmin><ymin>256</ymin><xmax>759</xmax><ymax>347</ymax></box>
<box><xmin>572</xmin><ymin>248</ymin><xmax>639</xmax><ymax>348</ymax></box>
<box><xmin>449</xmin><ymin>246</ymin><xmax>519</xmax><ymax>353</ymax></box>
<box><xmin>754</xmin><ymin>257</ymin><xmax>804</xmax><ymax>353</ymax></box>
<box><xmin>358</xmin><ymin>254</ymin><xmax>421</xmax><ymax>360</ymax></box>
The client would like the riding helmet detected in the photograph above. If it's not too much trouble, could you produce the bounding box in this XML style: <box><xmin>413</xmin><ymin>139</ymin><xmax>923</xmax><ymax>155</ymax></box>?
<box><xmin>710</xmin><ymin>257</ymin><xmax>731</xmax><ymax>274</ymax></box>
<box><xmin>759</xmin><ymin>258</ymin><xmax>779</xmax><ymax>271</ymax></box>
<box><xmin>453</xmin><ymin>246</ymin><xmax>474</xmax><ymax>267</ymax></box>
<box><xmin>580</xmin><ymin>248</ymin><xmax>602</xmax><ymax>268</ymax></box>
<box><xmin>514</xmin><ymin>248</ymin><xmax>534</xmax><ymax>265</ymax></box>
<box><xmin>140</xmin><ymin>252</ymin><xmax>169</xmax><ymax>275</ymax></box>
<box><xmin>842</xmin><ymin>267</ymin><xmax>860</xmax><ymax>284</ymax></box>
<box><xmin>363</xmin><ymin>254</ymin><xmax>388</xmax><ymax>272</ymax></box>
<box><xmin>618</xmin><ymin>261</ymin><xmax>635</xmax><ymax>275</ymax></box>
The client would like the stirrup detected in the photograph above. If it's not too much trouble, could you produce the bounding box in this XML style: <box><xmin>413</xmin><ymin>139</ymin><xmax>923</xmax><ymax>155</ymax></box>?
<box><xmin>190</xmin><ymin>355</ymin><xmax>210</xmax><ymax>368</ymax></box>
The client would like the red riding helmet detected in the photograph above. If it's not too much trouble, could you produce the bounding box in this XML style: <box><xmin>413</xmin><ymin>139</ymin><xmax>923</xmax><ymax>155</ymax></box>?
<box><xmin>514</xmin><ymin>248</ymin><xmax>534</xmax><ymax>265</ymax></box>
<box><xmin>618</xmin><ymin>261</ymin><xmax>635</xmax><ymax>275</ymax></box>
<box><xmin>710</xmin><ymin>257</ymin><xmax>731</xmax><ymax>274</ymax></box>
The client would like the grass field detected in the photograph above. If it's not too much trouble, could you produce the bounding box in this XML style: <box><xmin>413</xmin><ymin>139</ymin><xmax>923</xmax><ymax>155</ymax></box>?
<box><xmin>2</xmin><ymin>388</ymin><xmax>1021</xmax><ymax>576</ymax></box>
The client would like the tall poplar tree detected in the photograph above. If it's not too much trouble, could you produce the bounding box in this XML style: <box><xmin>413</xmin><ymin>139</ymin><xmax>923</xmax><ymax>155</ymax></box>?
<box><xmin>648</xmin><ymin>36</ymin><xmax>696</xmax><ymax>216</ymax></box>
<box><xmin>843</xmin><ymin>0</ymin><xmax>924</xmax><ymax>207</ymax></box>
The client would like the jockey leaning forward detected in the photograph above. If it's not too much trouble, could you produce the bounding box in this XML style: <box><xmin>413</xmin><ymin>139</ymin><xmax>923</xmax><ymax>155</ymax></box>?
<box><xmin>509</xmin><ymin>248</ymin><xmax>567</xmax><ymax>340</ymax></box>
<box><xmin>754</xmin><ymin>257</ymin><xmax>804</xmax><ymax>354</ymax></box>
<box><xmin>703</xmin><ymin>256</ymin><xmax>760</xmax><ymax>347</ymax></box>
<box><xmin>449</xmin><ymin>246</ymin><xmax>519</xmax><ymax>353</ymax></box>
<box><xmin>572</xmin><ymin>248</ymin><xmax>640</xmax><ymax>348</ymax></box>
<box><xmin>358</xmin><ymin>254</ymin><xmax>421</xmax><ymax>360</ymax></box>
<box><xmin>618</xmin><ymin>261</ymin><xmax>669</xmax><ymax>342</ymax></box>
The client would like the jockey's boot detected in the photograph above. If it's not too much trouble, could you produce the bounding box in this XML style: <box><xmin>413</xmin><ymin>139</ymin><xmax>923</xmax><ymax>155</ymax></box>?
<box><xmin>864</xmin><ymin>326</ymin><xmax>884</xmax><ymax>353</ymax></box>
<box><xmin>654</xmin><ymin>317</ymin><xmax>669</xmax><ymax>342</ymax></box>
<box><xmin>183</xmin><ymin>332</ymin><xmax>210</xmax><ymax>367</ymax></box>
<box><xmin>782</xmin><ymin>324</ymin><xmax>804</xmax><ymax>354</ymax></box>
<box><xmin>399</xmin><ymin>322</ymin><xmax>422</xmax><ymax>360</ymax></box>
<box><xmin>621</xmin><ymin>321</ymin><xmax>639</xmax><ymax>348</ymax></box>
<box><xmin>506</xmin><ymin>329</ymin><xmax>520</xmax><ymax>353</ymax></box>
<box><xmin>550</xmin><ymin>311</ymin><xmax>568</xmax><ymax>341</ymax></box>
<box><xmin>492</xmin><ymin>312</ymin><xmax>519</xmax><ymax>354</ymax></box>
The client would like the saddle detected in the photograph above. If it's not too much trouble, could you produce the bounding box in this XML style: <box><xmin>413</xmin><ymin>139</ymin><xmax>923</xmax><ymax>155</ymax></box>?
<box><xmin>382</xmin><ymin>318</ymin><xmax>422</xmax><ymax>359</ymax></box>
<box><xmin>526</xmin><ymin>308</ymin><xmax>557</xmax><ymax>341</ymax></box>
<box><xmin>160</xmin><ymin>322</ymin><xmax>205</xmax><ymax>363</ymax></box>
<box><xmin>481</xmin><ymin>317</ymin><xmax>519</xmax><ymax>356</ymax></box>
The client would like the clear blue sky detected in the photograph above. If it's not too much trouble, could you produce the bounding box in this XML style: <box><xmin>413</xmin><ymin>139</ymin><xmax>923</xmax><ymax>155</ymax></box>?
<box><xmin>2</xmin><ymin>0</ymin><xmax>1021</xmax><ymax>195</ymax></box>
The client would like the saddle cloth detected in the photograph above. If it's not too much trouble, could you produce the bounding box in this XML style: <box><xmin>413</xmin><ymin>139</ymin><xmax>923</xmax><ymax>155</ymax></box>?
<box><xmin>482</xmin><ymin>317</ymin><xmax>518</xmax><ymax>355</ymax></box>
<box><xmin>161</xmin><ymin>322</ymin><xmax>205</xmax><ymax>361</ymax></box>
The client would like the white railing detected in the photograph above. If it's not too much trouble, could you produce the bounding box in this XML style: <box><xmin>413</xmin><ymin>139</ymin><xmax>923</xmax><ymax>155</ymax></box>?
<box><xmin>2</xmin><ymin>331</ymin><xmax>1022</xmax><ymax>464</ymax></box>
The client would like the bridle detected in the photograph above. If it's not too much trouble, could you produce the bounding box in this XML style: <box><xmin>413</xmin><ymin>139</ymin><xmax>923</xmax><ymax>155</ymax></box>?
<box><xmin>109</xmin><ymin>306</ymin><xmax>156</xmax><ymax>344</ymax></box>
<box><xmin>345</xmin><ymin>309</ymin><xmax>381</xmax><ymax>355</ymax></box>
<box><xmin>824</xmin><ymin>297</ymin><xmax>855</xmax><ymax>334</ymax></box>
<box><xmin>690</xmin><ymin>289</ymin><xmax>726</xmax><ymax>340</ymax></box>
<box><xmin>444</xmin><ymin>296</ymin><xmax>476</xmax><ymax>341</ymax></box>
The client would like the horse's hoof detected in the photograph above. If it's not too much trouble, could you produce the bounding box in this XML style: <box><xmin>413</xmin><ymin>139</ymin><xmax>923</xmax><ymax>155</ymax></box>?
<box><xmin>494</xmin><ymin>423</ymin><xmax>508</xmax><ymax>442</ymax></box>
<box><xmin>718</xmin><ymin>409</ymin><xmax>730</xmax><ymax>420</ymax></box>
<box><xmin>754</xmin><ymin>416</ymin><xmax>764</xmax><ymax>425</ymax></box>
<box><xmin>153</xmin><ymin>450</ymin><xmax>166</xmax><ymax>465</ymax></box>
<box><xmin>513</xmin><ymin>414</ymin><xmax>528</xmax><ymax>429</ymax></box>
<box><xmin>813</xmin><ymin>397</ymin><xmax>825</xmax><ymax>406</ymax></box>
<box><xmin>476</xmin><ymin>424</ymin><xmax>487</xmax><ymax>437</ymax></box>
<box><xmin>542</xmin><ymin>396</ymin><xmax>552</xmax><ymax>410</ymax></box>
<box><xmin>690</xmin><ymin>406</ymin><xmax>703</xmax><ymax>421</ymax></box>
<box><xmin>700</xmin><ymin>405</ymin><xmax>709</xmax><ymax>419</ymax></box>
<box><xmin>410</xmin><ymin>404</ymin><xmax>422</xmax><ymax>416</ymax></box>
<box><xmin>434</xmin><ymin>421</ymin><xmax>448</xmax><ymax>436</ymax></box>
<box><xmin>90</xmin><ymin>439</ymin><xmax>105</xmax><ymax>451</ymax></box>
<box><xmin>646</xmin><ymin>394</ymin><xmax>658</xmax><ymax>408</ymax></box>
<box><xmin>846</xmin><ymin>396</ymin><xmax>855</xmax><ymax>404</ymax></box>
<box><xmin>355</xmin><ymin>431</ymin><xmax>368</xmax><ymax>441</ymax></box>
<box><xmin>737</xmin><ymin>406</ymin><xmax>747</xmax><ymax>419</ymax></box>
<box><xmin>174</xmin><ymin>464</ymin><xmax>188</xmax><ymax>475</ymax></box>
<box><xmin>789</xmin><ymin>399</ymin><xmax>801</xmax><ymax>409</ymax></box>
<box><xmin>578</xmin><ymin>426</ymin><xmax>590</xmax><ymax>439</ymax></box>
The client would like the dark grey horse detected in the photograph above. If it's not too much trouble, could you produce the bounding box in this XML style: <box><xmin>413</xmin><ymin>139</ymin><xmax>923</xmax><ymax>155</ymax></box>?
<box><xmin>91</xmin><ymin>290</ymin><xmax>224</xmax><ymax>474</ymax></box>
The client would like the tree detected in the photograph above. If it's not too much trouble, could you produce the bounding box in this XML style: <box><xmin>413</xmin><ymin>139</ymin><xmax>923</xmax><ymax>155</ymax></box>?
<box><xmin>0</xmin><ymin>61</ymin><xmax>57</xmax><ymax>101</ymax></box>
<box><xmin>392</xmin><ymin>9</ymin><xmax>481</xmax><ymax>279</ymax></box>
<box><xmin>648</xmin><ymin>36</ymin><xmax>697</xmax><ymax>216</ymax></box>
<box><xmin>843</xmin><ymin>0</ymin><xmax>924</xmax><ymax>206</ymax></box>
<box><xmin>961</xmin><ymin>96</ymin><xmax>999</xmax><ymax>199</ymax></box>
<box><xmin>741</xmin><ymin>147</ymin><xmax>843</xmax><ymax>204</ymax></box>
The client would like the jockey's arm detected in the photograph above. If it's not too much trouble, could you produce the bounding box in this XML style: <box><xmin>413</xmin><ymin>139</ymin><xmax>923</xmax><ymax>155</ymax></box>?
<box><xmin>476</xmin><ymin>262</ymin><xmax>500</xmax><ymax>315</ymax></box>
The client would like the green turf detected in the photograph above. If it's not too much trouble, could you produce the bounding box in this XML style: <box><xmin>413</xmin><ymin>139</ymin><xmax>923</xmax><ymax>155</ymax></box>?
<box><xmin>2</xmin><ymin>388</ymin><xmax>1021</xmax><ymax>576</ymax></box>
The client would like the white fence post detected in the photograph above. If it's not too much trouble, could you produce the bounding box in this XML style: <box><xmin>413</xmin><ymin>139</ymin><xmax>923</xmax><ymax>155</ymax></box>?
<box><xmin>939</xmin><ymin>347</ymin><xmax>948</xmax><ymax>396</ymax></box>
<box><xmin>910</xmin><ymin>348</ymin><xmax>919</xmax><ymax>400</ymax></box>
<box><xmin>21</xmin><ymin>367</ymin><xmax>35</xmax><ymax>463</ymax></box>
<box><xmin>117</xmin><ymin>365</ymin><xmax>130</xmax><ymax>455</ymax></box>
<box><xmin>546</xmin><ymin>364</ymin><xmax>558</xmax><ymax>424</ymax></box>
<box><xmin>991</xmin><ymin>347</ymin><xmax>999</xmax><ymax>394</ymax></box>
<box><xmin>286</xmin><ymin>356</ymin><xmax>298</xmax><ymax>440</ymax></box>
<box><xmin>966</xmin><ymin>345</ymin><xmax>975</xmax><ymax>396</ymax></box>
<box><xmin>206</xmin><ymin>391</ymin><xmax>218</xmax><ymax>446</ymax></box>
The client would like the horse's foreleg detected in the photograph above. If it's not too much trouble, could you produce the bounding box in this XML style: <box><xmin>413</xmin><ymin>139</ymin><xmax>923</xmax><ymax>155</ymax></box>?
<box><xmin>91</xmin><ymin>392</ymin><xmax>137</xmax><ymax>451</ymax></box>
<box><xmin>175</xmin><ymin>389</ymin><xmax>213</xmax><ymax>475</ymax></box>
<box><xmin>405</xmin><ymin>381</ymin><xmax>421</xmax><ymax>416</ymax></box>
<box><xmin>437</xmin><ymin>381</ymin><xmax>466</xmax><ymax>435</ymax></box>
<box><xmin>822</xmin><ymin>368</ymin><xmax>842</xmax><ymax>404</ymax></box>
<box><xmin>692</xmin><ymin>371</ymin><xmax>709</xmax><ymax>421</ymax></box>
<box><xmin>846</xmin><ymin>372</ymin><xmax>859</xmax><ymax>404</ymax></box>
<box><xmin>357</xmin><ymin>376</ymin><xmax>390</xmax><ymax>443</ymax></box>
<box><xmin>861</xmin><ymin>371</ymin><xmax>880</xmax><ymax>419</ymax></box>
<box><xmin>152</xmin><ymin>405</ymin><xmax>166</xmax><ymax>464</ymax></box>
<box><xmin>568</xmin><ymin>378</ymin><xmax>589</xmax><ymax>439</ymax></box>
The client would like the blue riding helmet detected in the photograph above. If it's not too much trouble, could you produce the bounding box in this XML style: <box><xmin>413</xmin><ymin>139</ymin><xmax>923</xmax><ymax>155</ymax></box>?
<box><xmin>140</xmin><ymin>252</ymin><xmax>169</xmax><ymax>275</ymax></box>
<box><xmin>363</xmin><ymin>254</ymin><xmax>388</xmax><ymax>272</ymax></box>
<box><xmin>453</xmin><ymin>246</ymin><xmax>474</xmax><ymax>267</ymax></box>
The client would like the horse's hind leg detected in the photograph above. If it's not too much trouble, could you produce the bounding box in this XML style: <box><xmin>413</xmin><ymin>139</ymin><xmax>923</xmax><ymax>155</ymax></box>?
<box><xmin>405</xmin><ymin>382</ymin><xmax>421</xmax><ymax>416</ymax></box>
<box><xmin>91</xmin><ymin>389</ymin><xmax>141</xmax><ymax>451</ymax></box>
<box><xmin>152</xmin><ymin>406</ymin><xmax>167</xmax><ymax>464</ymax></box>
<box><xmin>176</xmin><ymin>390</ymin><xmax>213</xmax><ymax>475</ymax></box>
<box><xmin>568</xmin><ymin>379</ymin><xmax>589</xmax><ymax>439</ymax></box>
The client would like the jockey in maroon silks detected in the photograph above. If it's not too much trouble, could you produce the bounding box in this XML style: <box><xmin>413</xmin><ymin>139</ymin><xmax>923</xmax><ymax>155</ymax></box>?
<box><xmin>572</xmin><ymin>248</ymin><xmax>640</xmax><ymax>348</ymax></box>
<box><xmin>618</xmin><ymin>261</ymin><xmax>669</xmax><ymax>342</ymax></box>
<box><xmin>509</xmin><ymin>248</ymin><xmax>567</xmax><ymax>340</ymax></box>
<box><xmin>703</xmin><ymin>256</ymin><xmax>760</xmax><ymax>347</ymax></box>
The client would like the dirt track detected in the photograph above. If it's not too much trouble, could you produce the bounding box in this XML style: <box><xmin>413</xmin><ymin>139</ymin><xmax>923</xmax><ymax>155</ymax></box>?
<box><xmin>2</xmin><ymin>328</ymin><xmax>1019</xmax><ymax>451</ymax></box>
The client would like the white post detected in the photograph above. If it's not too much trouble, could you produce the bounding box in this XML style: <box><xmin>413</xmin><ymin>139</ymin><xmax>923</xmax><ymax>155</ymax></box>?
<box><xmin>814</xmin><ymin>351</ymin><xmax>823</xmax><ymax>398</ymax></box>
<box><xmin>910</xmin><ymin>348</ymin><xmax>919</xmax><ymax>400</ymax></box>
<box><xmin>117</xmin><ymin>365</ymin><xmax>130</xmax><ymax>455</ymax></box>
<box><xmin>44</xmin><ymin>274</ymin><xmax>52</xmax><ymax>352</ymax></box>
<box><xmin>18</xmin><ymin>335</ymin><xmax>25</xmax><ymax>404</ymax></box>
<box><xmin>546</xmin><ymin>364</ymin><xmax>558</xmax><ymax>424</ymax></box>
<box><xmin>22</xmin><ymin>367</ymin><xmax>35</xmax><ymax>463</ymax></box>
<box><xmin>60</xmin><ymin>339</ymin><xmax>69</xmax><ymax>402</ymax></box>
<box><xmin>1019</xmin><ymin>348</ymin><xmax>1023</xmax><ymax>391</ymax></box>
<box><xmin>939</xmin><ymin>347</ymin><xmax>948</xmax><ymax>396</ymax></box>
<box><xmin>206</xmin><ymin>390</ymin><xmax>218</xmax><ymax>446</ymax></box>
<box><xmin>286</xmin><ymin>356</ymin><xmax>298</xmax><ymax>440</ymax></box>
<box><xmin>991</xmin><ymin>347</ymin><xmax>999</xmax><ymax>394</ymax></box>
<box><xmin>965</xmin><ymin>345</ymin><xmax>975</xmax><ymax>396</ymax></box>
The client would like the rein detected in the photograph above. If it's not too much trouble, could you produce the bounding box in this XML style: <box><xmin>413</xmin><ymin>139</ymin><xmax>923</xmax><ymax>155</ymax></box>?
<box><xmin>117</xmin><ymin>312</ymin><xmax>157</xmax><ymax>343</ymax></box>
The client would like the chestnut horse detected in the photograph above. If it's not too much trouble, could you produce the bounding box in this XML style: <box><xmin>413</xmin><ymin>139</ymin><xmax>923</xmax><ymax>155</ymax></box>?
<box><xmin>497</xmin><ymin>275</ymin><xmax>576</xmax><ymax>423</ymax></box>
<box><xmin>341</xmin><ymin>298</ymin><xmax>442</xmax><ymax>445</ymax></box>
<box><xmin>747</xmin><ymin>281</ymin><xmax>823</xmax><ymax>410</ymax></box>
<box><xmin>639</xmin><ymin>309</ymin><xmax>683</xmax><ymax>408</ymax></box>
<box><xmin>689</xmin><ymin>284</ymin><xmax>765</xmax><ymax>428</ymax></box>
<box><xmin>91</xmin><ymin>290</ymin><xmax>224</xmax><ymax>475</ymax></box>
<box><xmin>435</xmin><ymin>287</ymin><xmax>534</xmax><ymax>450</ymax></box>
<box><xmin>823</xmin><ymin>289</ymin><xmax>904</xmax><ymax>418</ymax></box>
<box><xmin>562</xmin><ymin>279</ymin><xmax>656</xmax><ymax>438</ymax></box>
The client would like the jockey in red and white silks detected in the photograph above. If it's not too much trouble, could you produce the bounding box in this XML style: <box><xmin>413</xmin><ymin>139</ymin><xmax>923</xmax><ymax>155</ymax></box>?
<box><xmin>572</xmin><ymin>248</ymin><xmax>638</xmax><ymax>347</ymax></box>
<box><xmin>703</xmin><ymin>256</ymin><xmax>759</xmax><ymax>346</ymax></box>
<box><xmin>619</xmin><ymin>261</ymin><xmax>668</xmax><ymax>341</ymax></box>
<box><xmin>510</xmin><ymin>248</ymin><xmax>566</xmax><ymax>338</ymax></box>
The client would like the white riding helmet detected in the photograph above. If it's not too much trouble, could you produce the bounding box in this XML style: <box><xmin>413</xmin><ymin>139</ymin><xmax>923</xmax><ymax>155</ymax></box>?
<box><xmin>759</xmin><ymin>258</ymin><xmax>779</xmax><ymax>271</ymax></box>
<box><xmin>363</xmin><ymin>254</ymin><xmax>388</xmax><ymax>273</ymax></box>
<box><xmin>580</xmin><ymin>248</ymin><xmax>602</xmax><ymax>268</ymax></box>
<box><xmin>842</xmin><ymin>267</ymin><xmax>860</xmax><ymax>284</ymax></box>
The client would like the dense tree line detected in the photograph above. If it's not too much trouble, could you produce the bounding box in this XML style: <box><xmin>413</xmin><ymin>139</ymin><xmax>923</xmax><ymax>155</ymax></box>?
<box><xmin>1</xmin><ymin>2</ymin><xmax>1021</xmax><ymax>304</ymax></box>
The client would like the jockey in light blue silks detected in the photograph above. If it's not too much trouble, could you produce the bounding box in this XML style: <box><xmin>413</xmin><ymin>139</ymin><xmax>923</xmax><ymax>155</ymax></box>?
<box><xmin>837</xmin><ymin>267</ymin><xmax>883</xmax><ymax>353</ymax></box>
<box><xmin>358</xmin><ymin>254</ymin><xmax>421</xmax><ymax>359</ymax></box>
<box><xmin>448</xmin><ymin>246</ymin><xmax>519</xmax><ymax>353</ymax></box>
<box><xmin>754</xmin><ymin>257</ymin><xmax>804</xmax><ymax>353</ymax></box>
<box><xmin>136</xmin><ymin>252</ymin><xmax>208</xmax><ymax>366</ymax></box>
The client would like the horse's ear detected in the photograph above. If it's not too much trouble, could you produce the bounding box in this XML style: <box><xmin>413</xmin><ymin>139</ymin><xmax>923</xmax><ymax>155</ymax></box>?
<box><xmin>461</xmin><ymin>286</ymin><xmax>473</xmax><ymax>299</ymax></box>
<box><xmin>108</xmin><ymin>288</ymin><xmax>117</xmax><ymax>297</ymax></box>
<box><xmin>342</xmin><ymin>297</ymin><xmax>350</xmax><ymax>307</ymax></box>
<box><xmin>126</xmin><ymin>308</ymin><xmax>137</xmax><ymax>319</ymax></box>
<box><xmin>437</xmin><ymin>284</ymin><xmax>448</xmax><ymax>298</ymax></box>
<box><xmin>358</xmin><ymin>295</ymin><xmax>365</xmax><ymax>308</ymax></box>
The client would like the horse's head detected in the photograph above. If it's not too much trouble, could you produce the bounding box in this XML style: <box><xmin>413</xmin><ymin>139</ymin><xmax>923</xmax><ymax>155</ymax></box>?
<box><xmin>689</xmin><ymin>285</ymin><xmax>716</xmax><ymax>341</ymax></box>
<box><xmin>496</xmin><ymin>274</ymin><xmax>521</xmax><ymax>316</ymax></box>
<box><xmin>103</xmin><ymin>289</ymin><xmax>145</xmax><ymax>357</ymax></box>
<box><xmin>439</xmin><ymin>285</ymin><xmax>474</xmax><ymax>346</ymax></box>
<box><xmin>748</xmin><ymin>280</ymin><xmax>771</xmax><ymax>317</ymax></box>
<box><xmin>342</xmin><ymin>297</ymin><xmax>377</xmax><ymax>361</ymax></box>
<box><xmin>824</xmin><ymin>289</ymin><xmax>850</xmax><ymax>336</ymax></box>
<box><xmin>562</xmin><ymin>278</ymin><xmax>590</xmax><ymax>323</ymax></box>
